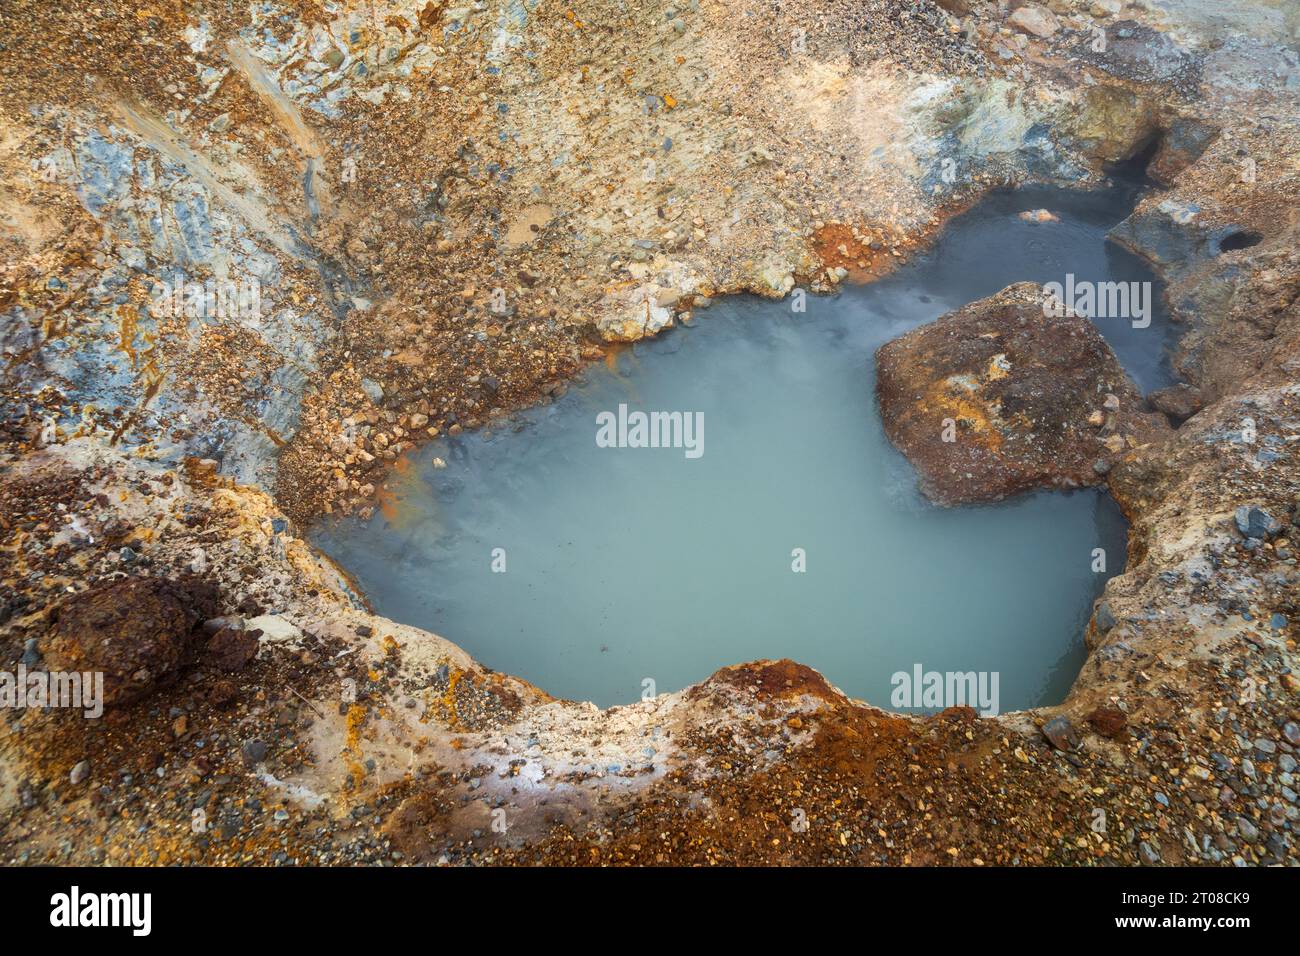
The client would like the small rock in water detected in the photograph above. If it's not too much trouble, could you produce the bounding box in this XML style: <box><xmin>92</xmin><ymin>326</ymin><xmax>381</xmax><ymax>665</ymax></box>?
<box><xmin>69</xmin><ymin>760</ymin><xmax>90</xmax><ymax>785</ymax></box>
<box><xmin>1138</xmin><ymin>841</ymin><xmax>1161</xmax><ymax>865</ymax></box>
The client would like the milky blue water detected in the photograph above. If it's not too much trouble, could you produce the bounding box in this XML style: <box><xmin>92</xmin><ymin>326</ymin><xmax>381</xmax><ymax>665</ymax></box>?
<box><xmin>313</xmin><ymin>182</ymin><xmax>1172</xmax><ymax>710</ymax></box>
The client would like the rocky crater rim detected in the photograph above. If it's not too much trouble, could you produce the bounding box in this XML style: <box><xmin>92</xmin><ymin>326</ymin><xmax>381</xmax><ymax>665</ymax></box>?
<box><xmin>0</xmin><ymin>129</ymin><xmax>1274</xmax><ymax>719</ymax></box>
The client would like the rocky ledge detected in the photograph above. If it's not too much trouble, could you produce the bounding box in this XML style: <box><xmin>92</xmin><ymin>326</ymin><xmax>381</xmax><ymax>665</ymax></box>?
<box><xmin>876</xmin><ymin>282</ymin><xmax>1169</xmax><ymax>505</ymax></box>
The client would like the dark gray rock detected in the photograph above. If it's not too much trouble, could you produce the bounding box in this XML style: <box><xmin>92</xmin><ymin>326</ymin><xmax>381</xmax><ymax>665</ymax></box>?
<box><xmin>1236</xmin><ymin>505</ymin><xmax>1282</xmax><ymax>539</ymax></box>
<box><xmin>20</xmin><ymin>638</ymin><xmax>40</xmax><ymax>667</ymax></box>
<box><xmin>1042</xmin><ymin>716</ymin><xmax>1081</xmax><ymax>751</ymax></box>
<box><xmin>241</xmin><ymin>739</ymin><xmax>269</xmax><ymax>764</ymax></box>
<box><xmin>1094</xmin><ymin>600</ymin><xmax>1117</xmax><ymax>633</ymax></box>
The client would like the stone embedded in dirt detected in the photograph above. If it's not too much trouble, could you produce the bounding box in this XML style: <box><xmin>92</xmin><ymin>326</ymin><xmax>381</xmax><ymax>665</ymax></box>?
<box><xmin>39</xmin><ymin>577</ymin><xmax>214</xmax><ymax>706</ymax></box>
<box><xmin>1235</xmin><ymin>505</ymin><xmax>1281</xmax><ymax>539</ymax></box>
<box><xmin>241</xmin><ymin>739</ymin><xmax>269</xmax><ymax>765</ymax></box>
<box><xmin>206</xmin><ymin>627</ymin><xmax>262</xmax><ymax>672</ymax></box>
<box><xmin>875</xmin><ymin>283</ymin><xmax>1169</xmax><ymax>505</ymax></box>
<box><xmin>1042</xmin><ymin>716</ymin><xmax>1081</xmax><ymax>751</ymax></box>
<box><xmin>208</xmin><ymin>679</ymin><xmax>238</xmax><ymax>708</ymax></box>
<box><xmin>1008</xmin><ymin>5</ymin><xmax>1060</xmax><ymax>38</ymax></box>
<box><xmin>202</xmin><ymin>615</ymin><xmax>243</xmax><ymax>635</ymax></box>
<box><xmin>1147</xmin><ymin>116</ymin><xmax>1219</xmax><ymax>185</ymax></box>
<box><xmin>1086</xmin><ymin>706</ymin><xmax>1128</xmax><ymax>738</ymax></box>
<box><xmin>1148</xmin><ymin>383</ymin><xmax>1204</xmax><ymax>423</ymax></box>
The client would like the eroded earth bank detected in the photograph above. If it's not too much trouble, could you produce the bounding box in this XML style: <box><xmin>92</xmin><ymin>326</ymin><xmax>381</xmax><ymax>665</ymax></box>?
<box><xmin>1</xmin><ymin>0</ymin><xmax>1298</xmax><ymax>865</ymax></box>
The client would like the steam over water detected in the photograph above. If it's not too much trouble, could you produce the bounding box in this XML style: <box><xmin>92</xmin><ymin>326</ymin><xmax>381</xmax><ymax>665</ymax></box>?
<box><xmin>314</xmin><ymin>181</ymin><xmax>1173</xmax><ymax>710</ymax></box>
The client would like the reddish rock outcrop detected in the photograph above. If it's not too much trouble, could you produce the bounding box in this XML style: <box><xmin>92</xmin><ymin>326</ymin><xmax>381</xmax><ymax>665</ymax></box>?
<box><xmin>206</xmin><ymin>626</ymin><xmax>262</xmax><ymax>672</ymax></box>
<box><xmin>40</xmin><ymin>577</ymin><xmax>215</xmax><ymax>706</ymax></box>
<box><xmin>875</xmin><ymin>283</ymin><xmax>1169</xmax><ymax>505</ymax></box>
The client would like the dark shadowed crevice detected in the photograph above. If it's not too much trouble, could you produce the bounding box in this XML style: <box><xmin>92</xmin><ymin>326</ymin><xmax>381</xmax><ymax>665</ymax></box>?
<box><xmin>1218</xmin><ymin>230</ymin><xmax>1264</xmax><ymax>253</ymax></box>
<box><xmin>1104</xmin><ymin>130</ymin><xmax>1164</xmax><ymax>186</ymax></box>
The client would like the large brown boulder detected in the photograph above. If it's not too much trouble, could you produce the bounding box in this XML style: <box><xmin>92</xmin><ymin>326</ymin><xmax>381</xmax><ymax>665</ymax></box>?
<box><xmin>875</xmin><ymin>283</ymin><xmax>1168</xmax><ymax>505</ymax></box>
<box><xmin>40</xmin><ymin>577</ymin><xmax>215</xmax><ymax>706</ymax></box>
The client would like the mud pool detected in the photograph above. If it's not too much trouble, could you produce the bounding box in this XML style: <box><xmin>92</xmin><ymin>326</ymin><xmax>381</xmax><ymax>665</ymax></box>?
<box><xmin>314</xmin><ymin>181</ymin><xmax>1175</xmax><ymax>710</ymax></box>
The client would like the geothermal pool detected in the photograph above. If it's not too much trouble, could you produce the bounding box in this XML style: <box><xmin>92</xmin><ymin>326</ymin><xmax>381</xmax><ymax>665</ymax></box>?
<box><xmin>313</xmin><ymin>180</ymin><xmax>1174</xmax><ymax>711</ymax></box>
